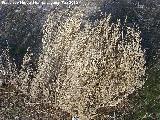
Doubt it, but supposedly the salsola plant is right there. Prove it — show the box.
[0,4,146,120]
[31,6,146,119]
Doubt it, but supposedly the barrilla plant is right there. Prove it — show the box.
[33,6,146,119]
[0,3,146,119]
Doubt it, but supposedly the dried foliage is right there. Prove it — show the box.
[31,6,146,119]
[0,4,146,119]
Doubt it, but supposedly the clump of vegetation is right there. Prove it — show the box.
[0,1,149,119]
[35,6,146,119]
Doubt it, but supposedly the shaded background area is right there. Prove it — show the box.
[0,4,47,70]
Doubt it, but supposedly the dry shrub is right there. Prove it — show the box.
[32,6,146,119]
[1,5,145,120]
[0,5,146,119]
